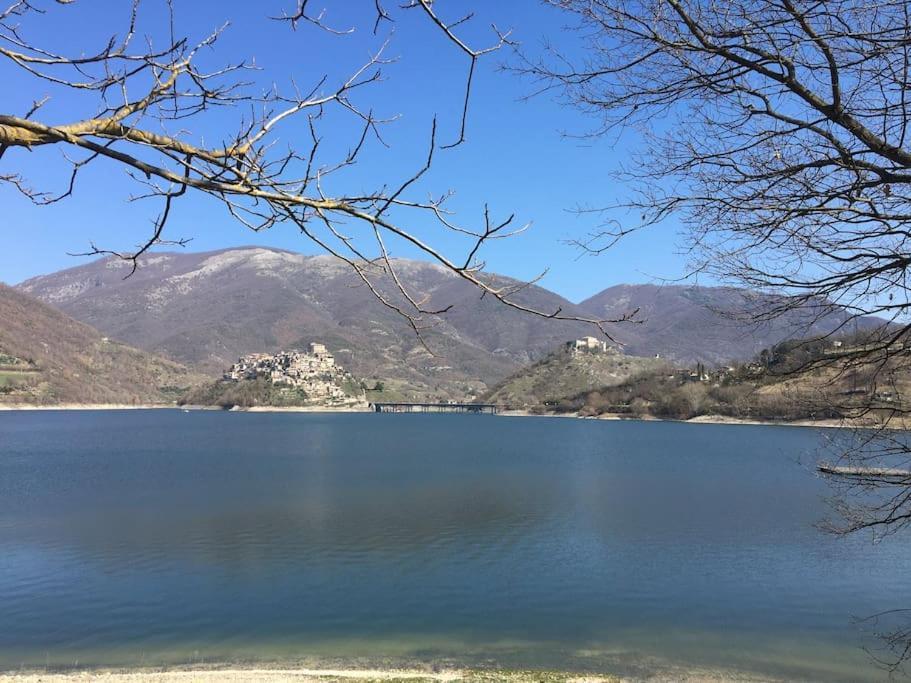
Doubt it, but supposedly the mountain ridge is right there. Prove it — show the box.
[16,246,881,399]
[18,246,590,399]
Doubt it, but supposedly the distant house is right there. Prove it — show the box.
[744,362,765,377]
[686,362,710,382]
[566,336,610,354]
[874,390,900,403]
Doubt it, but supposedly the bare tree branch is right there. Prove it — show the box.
[0,0,633,348]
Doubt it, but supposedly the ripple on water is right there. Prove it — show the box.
[0,411,908,682]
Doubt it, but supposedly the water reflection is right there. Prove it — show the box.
[1,411,909,680]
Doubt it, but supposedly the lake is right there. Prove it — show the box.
[1,410,909,680]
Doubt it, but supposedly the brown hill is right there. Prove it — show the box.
[0,284,201,405]
[483,345,668,409]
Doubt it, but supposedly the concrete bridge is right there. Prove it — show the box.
[372,402,498,415]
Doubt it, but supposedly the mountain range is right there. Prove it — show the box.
[14,246,877,400]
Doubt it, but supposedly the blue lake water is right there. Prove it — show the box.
[1,410,909,680]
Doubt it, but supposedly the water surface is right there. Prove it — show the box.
[1,411,908,680]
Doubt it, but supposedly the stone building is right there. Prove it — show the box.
[565,336,611,354]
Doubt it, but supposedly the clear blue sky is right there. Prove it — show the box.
[0,0,689,303]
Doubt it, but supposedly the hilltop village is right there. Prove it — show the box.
[180,343,367,410]
[224,343,353,402]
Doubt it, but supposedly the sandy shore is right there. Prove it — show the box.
[0,666,782,682]
[0,669,471,683]
[681,414,849,428]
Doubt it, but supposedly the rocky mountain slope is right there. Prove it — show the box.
[0,284,201,405]
[16,247,881,398]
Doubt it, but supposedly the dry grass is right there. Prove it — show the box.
[0,284,204,405]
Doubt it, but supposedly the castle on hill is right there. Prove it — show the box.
[565,336,613,354]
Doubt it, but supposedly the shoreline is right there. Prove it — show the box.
[497,408,861,429]
[1,402,899,429]
[0,663,783,683]
[0,403,177,412]
[0,403,372,414]
[0,669,474,683]
[237,404,371,413]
